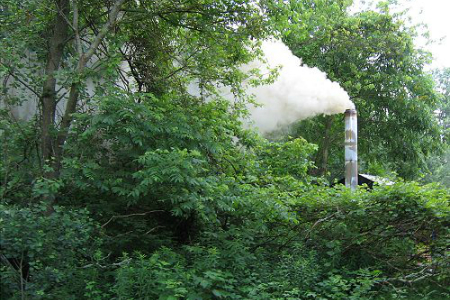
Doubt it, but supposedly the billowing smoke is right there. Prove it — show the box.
[245,40,354,133]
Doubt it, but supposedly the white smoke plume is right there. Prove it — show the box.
[245,40,354,133]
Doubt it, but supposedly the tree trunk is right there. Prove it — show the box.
[41,0,126,177]
[41,0,70,164]
[315,115,334,176]
[54,0,126,173]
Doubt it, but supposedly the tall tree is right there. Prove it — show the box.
[0,0,277,208]
[433,68,450,139]
[279,0,442,179]
[423,68,450,186]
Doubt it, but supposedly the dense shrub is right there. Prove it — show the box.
[1,94,448,299]
[110,182,449,300]
[296,183,449,277]
[0,204,105,300]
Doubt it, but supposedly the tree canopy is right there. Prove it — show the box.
[280,0,442,179]
[1,1,449,299]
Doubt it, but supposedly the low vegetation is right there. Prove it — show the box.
[1,0,449,299]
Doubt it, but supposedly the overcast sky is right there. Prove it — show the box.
[351,0,450,69]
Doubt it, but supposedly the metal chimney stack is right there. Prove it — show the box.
[344,109,358,190]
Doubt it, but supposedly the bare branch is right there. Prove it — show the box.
[145,226,164,235]
[80,257,132,269]
[378,267,435,285]
[72,0,83,57]
[101,210,164,228]
[82,0,127,68]
[304,212,338,241]
[56,0,128,167]
[0,64,41,97]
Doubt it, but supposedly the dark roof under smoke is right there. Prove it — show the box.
[335,174,394,189]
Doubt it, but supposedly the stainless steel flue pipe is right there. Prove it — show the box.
[344,109,358,190]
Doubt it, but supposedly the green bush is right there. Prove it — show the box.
[2,93,448,299]
[0,203,105,300]
[293,182,450,292]
[114,244,318,300]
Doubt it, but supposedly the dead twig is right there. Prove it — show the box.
[101,210,164,228]
[304,212,338,242]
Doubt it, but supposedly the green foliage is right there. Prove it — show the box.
[114,247,259,300]
[0,203,105,299]
[281,0,443,180]
[2,94,449,299]
[1,1,449,299]
[423,68,450,187]
[433,68,450,140]
[58,91,257,251]
[255,137,317,180]
[296,183,449,275]
[0,118,35,204]
[109,181,449,300]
